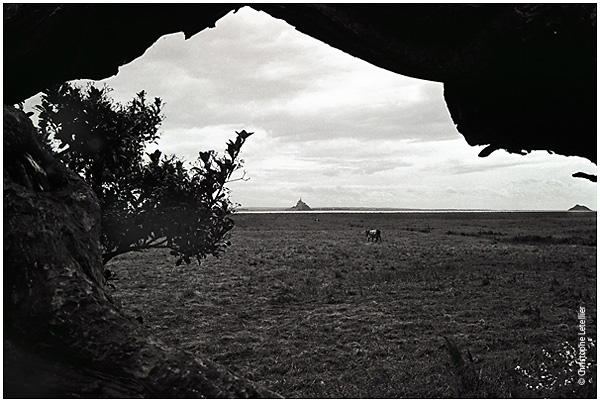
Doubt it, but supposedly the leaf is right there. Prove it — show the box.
[199,151,211,164]
[236,130,253,140]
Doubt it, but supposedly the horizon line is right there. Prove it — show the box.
[236,206,595,212]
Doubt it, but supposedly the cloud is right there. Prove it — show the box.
[24,6,596,210]
[102,7,456,145]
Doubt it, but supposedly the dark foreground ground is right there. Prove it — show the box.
[109,212,597,398]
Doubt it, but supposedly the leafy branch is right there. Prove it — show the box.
[34,82,252,266]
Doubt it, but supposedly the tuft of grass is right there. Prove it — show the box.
[444,337,479,397]
[444,337,514,398]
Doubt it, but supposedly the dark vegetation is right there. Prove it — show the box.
[108,212,597,398]
[446,230,596,247]
[33,82,250,265]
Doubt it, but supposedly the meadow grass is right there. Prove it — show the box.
[108,212,596,398]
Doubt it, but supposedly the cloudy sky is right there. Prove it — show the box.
[30,7,596,210]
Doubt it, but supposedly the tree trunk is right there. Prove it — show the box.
[3,104,279,398]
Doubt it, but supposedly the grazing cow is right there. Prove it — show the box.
[365,229,382,242]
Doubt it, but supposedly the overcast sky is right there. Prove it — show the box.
[32,7,597,210]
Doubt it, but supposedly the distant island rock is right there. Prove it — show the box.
[289,198,312,211]
[568,204,593,212]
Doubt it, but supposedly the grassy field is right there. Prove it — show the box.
[108,212,597,398]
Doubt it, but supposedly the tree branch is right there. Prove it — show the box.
[225,170,250,183]
[102,239,172,265]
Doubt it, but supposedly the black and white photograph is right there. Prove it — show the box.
[4,3,597,398]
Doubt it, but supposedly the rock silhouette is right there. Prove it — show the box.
[289,198,312,211]
[568,204,593,212]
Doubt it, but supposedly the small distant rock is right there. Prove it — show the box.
[568,204,593,212]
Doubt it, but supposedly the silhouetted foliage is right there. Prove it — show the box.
[35,82,251,265]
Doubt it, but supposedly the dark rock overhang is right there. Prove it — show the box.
[4,4,597,165]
